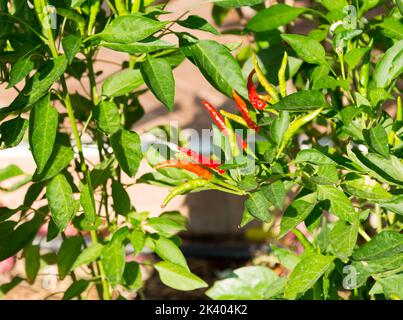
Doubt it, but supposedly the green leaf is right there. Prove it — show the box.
[6,56,34,88]
[0,164,24,182]
[62,35,82,64]
[111,179,132,216]
[270,111,289,145]
[344,47,370,69]
[178,15,219,35]
[281,34,326,65]
[79,183,96,224]
[101,37,174,54]
[63,280,89,300]
[284,254,335,299]
[373,40,403,89]
[352,231,403,261]
[0,214,43,261]
[347,147,403,186]
[317,185,357,223]
[57,236,83,279]
[351,254,403,289]
[101,241,126,286]
[377,195,403,216]
[342,174,392,200]
[246,4,306,32]
[110,129,142,177]
[146,215,187,237]
[262,180,286,209]
[319,0,348,11]
[46,174,77,230]
[272,90,330,111]
[123,261,142,291]
[72,243,104,270]
[245,190,273,223]
[213,0,264,7]
[329,221,358,261]
[0,117,28,149]
[29,94,58,174]
[295,149,336,165]
[155,236,188,270]
[206,266,280,300]
[98,13,168,43]
[130,230,146,255]
[33,136,74,182]
[140,55,175,110]
[363,124,390,159]
[279,192,317,238]
[0,55,67,119]
[24,244,40,283]
[154,261,207,291]
[377,274,403,299]
[180,38,247,98]
[378,17,403,40]
[93,100,121,135]
[271,245,301,270]
[102,69,143,97]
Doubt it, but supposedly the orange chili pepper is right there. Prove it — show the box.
[247,70,267,110]
[177,146,225,174]
[232,89,260,132]
[155,160,214,180]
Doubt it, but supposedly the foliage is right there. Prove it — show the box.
[143,0,403,300]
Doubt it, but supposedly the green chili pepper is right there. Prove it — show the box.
[115,0,129,15]
[253,53,280,104]
[278,51,288,98]
[88,0,101,35]
[224,116,241,157]
[276,108,323,159]
[220,110,248,128]
[131,0,142,13]
[162,179,213,208]
[397,95,402,122]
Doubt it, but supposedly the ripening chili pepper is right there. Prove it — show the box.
[247,71,267,110]
[202,100,227,133]
[232,89,260,131]
[202,100,249,150]
[177,146,225,174]
[162,179,212,208]
[278,51,288,98]
[155,160,214,180]
[253,53,280,104]
[359,51,370,98]
[276,108,323,159]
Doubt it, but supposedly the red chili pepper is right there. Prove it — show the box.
[232,89,260,132]
[247,70,267,110]
[202,100,227,133]
[155,160,214,180]
[177,146,225,174]
[202,100,248,151]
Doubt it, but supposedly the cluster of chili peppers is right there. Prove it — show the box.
[154,51,324,208]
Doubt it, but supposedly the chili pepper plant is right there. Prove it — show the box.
[143,0,403,300]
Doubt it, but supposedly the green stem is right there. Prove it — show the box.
[358,226,371,242]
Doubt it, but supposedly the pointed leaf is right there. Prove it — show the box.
[29,94,58,174]
[140,56,175,110]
